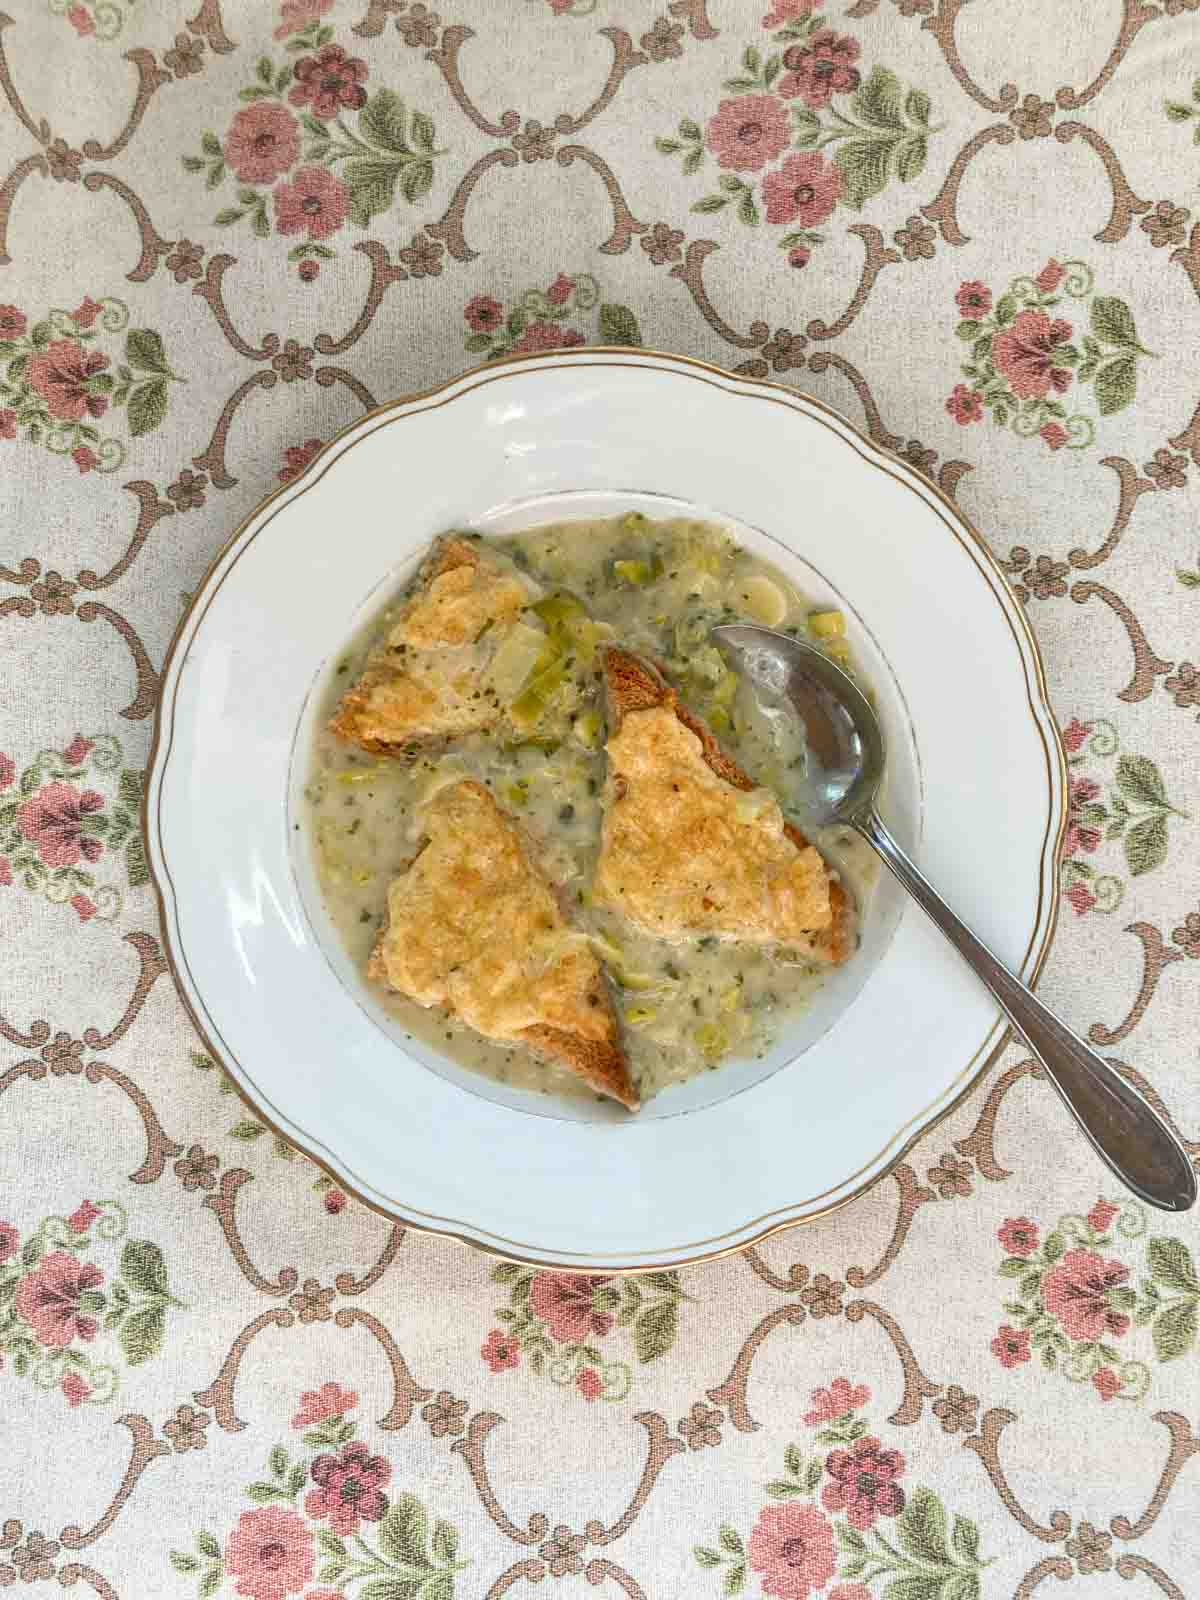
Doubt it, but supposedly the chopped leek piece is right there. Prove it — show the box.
[532,591,589,632]
[573,710,602,749]
[613,558,653,585]
[808,609,846,639]
[509,637,567,725]
[486,621,548,701]
[695,1021,729,1061]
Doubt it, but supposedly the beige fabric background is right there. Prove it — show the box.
[1,2,1198,1596]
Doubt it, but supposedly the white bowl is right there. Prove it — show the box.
[146,349,1066,1268]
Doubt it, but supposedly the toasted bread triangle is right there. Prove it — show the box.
[330,537,527,757]
[599,647,853,962]
[368,779,639,1110]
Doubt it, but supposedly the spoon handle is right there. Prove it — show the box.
[858,808,1196,1212]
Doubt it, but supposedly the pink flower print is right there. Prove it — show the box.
[274,0,333,40]
[549,0,573,12]
[305,1442,390,1536]
[779,31,861,109]
[762,151,841,226]
[955,281,992,320]
[273,166,349,241]
[1088,1200,1119,1234]
[67,6,94,35]
[0,753,13,788]
[291,1382,358,1428]
[1093,1367,1121,1402]
[821,1437,905,1529]
[278,438,324,483]
[546,274,574,306]
[529,1273,614,1343]
[225,103,301,185]
[1043,1248,1131,1342]
[748,1504,837,1599]
[992,1324,1031,1367]
[1061,717,1092,753]
[72,445,99,473]
[513,321,585,353]
[788,246,811,269]
[1036,259,1066,293]
[288,44,368,120]
[830,1589,873,1600]
[1041,422,1068,451]
[706,94,791,172]
[323,1189,346,1214]
[998,1217,1039,1257]
[17,782,104,867]
[0,305,27,338]
[482,1328,520,1372]
[72,297,101,329]
[15,1251,104,1347]
[1064,776,1102,857]
[1066,881,1096,916]
[0,859,12,888]
[465,295,503,332]
[62,1371,91,1406]
[763,0,820,25]
[993,308,1074,400]
[0,1222,18,1263]
[67,1200,100,1234]
[946,384,983,424]
[225,1506,314,1600]
[62,735,93,768]
[803,1377,869,1424]
[576,1366,602,1400]
[70,894,97,921]
[27,340,110,422]
[0,408,15,440]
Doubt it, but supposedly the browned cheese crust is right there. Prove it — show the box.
[367,778,639,1109]
[329,537,532,757]
[597,647,853,962]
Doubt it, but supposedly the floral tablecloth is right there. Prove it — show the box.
[2,1,1199,1596]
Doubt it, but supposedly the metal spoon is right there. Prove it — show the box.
[714,622,1196,1213]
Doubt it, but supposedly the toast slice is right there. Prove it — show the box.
[330,537,537,756]
[595,647,852,962]
[368,778,639,1110]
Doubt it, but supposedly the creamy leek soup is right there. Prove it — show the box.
[304,514,874,1102]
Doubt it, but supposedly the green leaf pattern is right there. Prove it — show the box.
[1060,722,1187,916]
[0,298,179,468]
[0,733,148,925]
[946,261,1156,450]
[0,1202,181,1405]
[183,59,443,252]
[173,1392,468,1597]
[461,271,641,363]
[993,1196,1198,1399]
[696,1389,990,1597]
[485,1254,685,1402]
[655,26,938,257]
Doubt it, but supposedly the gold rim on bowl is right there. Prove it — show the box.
[142,346,1068,1272]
